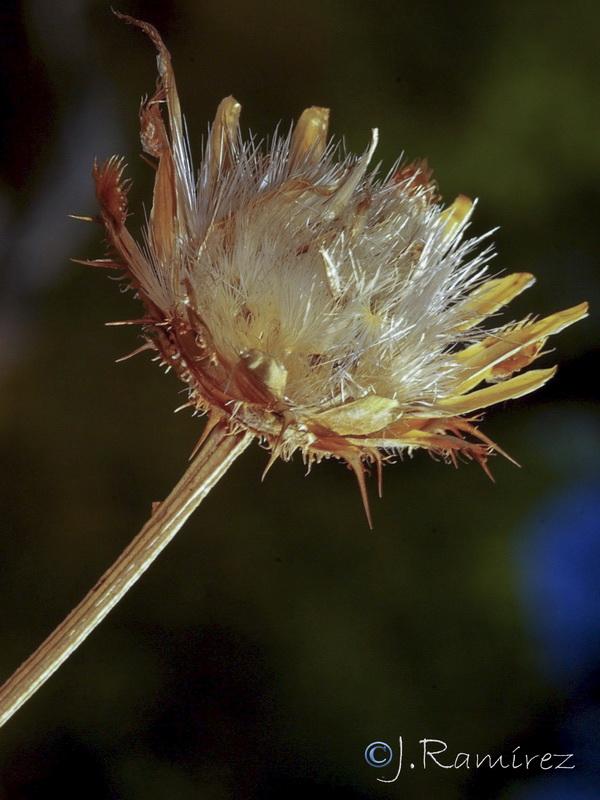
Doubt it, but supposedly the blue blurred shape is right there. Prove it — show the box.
[509,773,598,800]
[516,477,600,685]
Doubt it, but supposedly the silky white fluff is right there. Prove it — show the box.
[140,122,494,416]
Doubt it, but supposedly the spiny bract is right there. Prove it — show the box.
[87,15,587,524]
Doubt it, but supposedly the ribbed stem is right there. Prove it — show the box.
[0,422,253,728]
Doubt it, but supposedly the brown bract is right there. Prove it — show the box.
[87,15,588,524]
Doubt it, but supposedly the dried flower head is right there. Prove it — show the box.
[89,16,586,523]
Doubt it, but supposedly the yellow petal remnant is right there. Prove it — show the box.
[458,272,535,330]
[310,396,402,437]
[437,367,558,416]
[89,15,588,523]
[289,106,330,170]
[440,194,473,237]
[453,302,588,392]
[209,96,242,176]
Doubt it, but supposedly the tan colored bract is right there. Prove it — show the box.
[91,15,587,523]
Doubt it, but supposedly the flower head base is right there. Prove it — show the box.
[90,16,587,524]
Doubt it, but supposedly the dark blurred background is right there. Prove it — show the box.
[0,1,598,797]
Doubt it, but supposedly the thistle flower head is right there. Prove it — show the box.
[90,16,587,523]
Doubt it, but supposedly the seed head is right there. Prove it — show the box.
[89,16,587,523]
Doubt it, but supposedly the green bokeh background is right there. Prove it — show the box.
[0,1,598,797]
